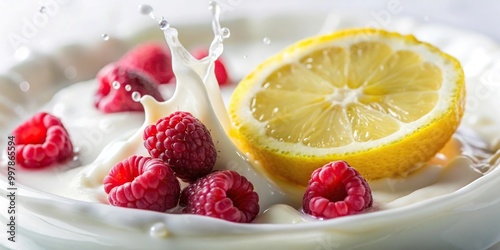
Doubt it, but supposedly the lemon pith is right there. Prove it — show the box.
[229,28,465,187]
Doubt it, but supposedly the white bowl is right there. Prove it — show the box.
[1,8,500,250]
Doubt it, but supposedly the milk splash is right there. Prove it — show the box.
[81,1,290,210]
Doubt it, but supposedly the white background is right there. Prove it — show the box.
[0,0,499,72]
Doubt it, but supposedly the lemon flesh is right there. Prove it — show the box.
[229,29,465,187]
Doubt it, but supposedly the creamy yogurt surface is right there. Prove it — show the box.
[1,8,500,250]
[8,78,486,214]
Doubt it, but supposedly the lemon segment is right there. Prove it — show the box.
[229,29,465,187]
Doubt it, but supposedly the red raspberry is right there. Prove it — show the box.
[103,155,180,212]
[143,111,217,183]
[180,170,259,223]
[11,112,73,169]
[119,43,174,84]
[191,48,230,85]
[95,64,164,113]
[302,161,373,219]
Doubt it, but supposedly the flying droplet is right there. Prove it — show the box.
[112,81,121,89]
[138,4,154,18]
[243,54,248,59]
[102,34,110,41]
[19,81,30,92]
[221,27,230,39]
[132,91,141,102]
[208,1,218,12]
[159,18,170,30]
[39,6,47,13]
[263,37,271,45]
[125,84,132,92]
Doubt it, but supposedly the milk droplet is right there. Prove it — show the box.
[159,18,170,30]
[263,37,271,45]
[39,6,47,13]
[221,27,230,39]
[243,54,248,59]
[138,4,155,18]
[102,34,110,41]
[125,84,132,92]
[131,91,141,102]
[150,223,170,238]
[208,1,218,12]
[112,81,121,89]
[19,81,30,92]
[64,66,77,79]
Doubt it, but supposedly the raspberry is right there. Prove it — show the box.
[143,111,217,183]
[103,155,180,212]
[12,112,73,169]
[119,43,174,84]
[302,161,373,219]
[180,170,259,223]
[191,48,230,85]
[95,64,164,113]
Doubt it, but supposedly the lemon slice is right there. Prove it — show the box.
[229,28,465,187]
